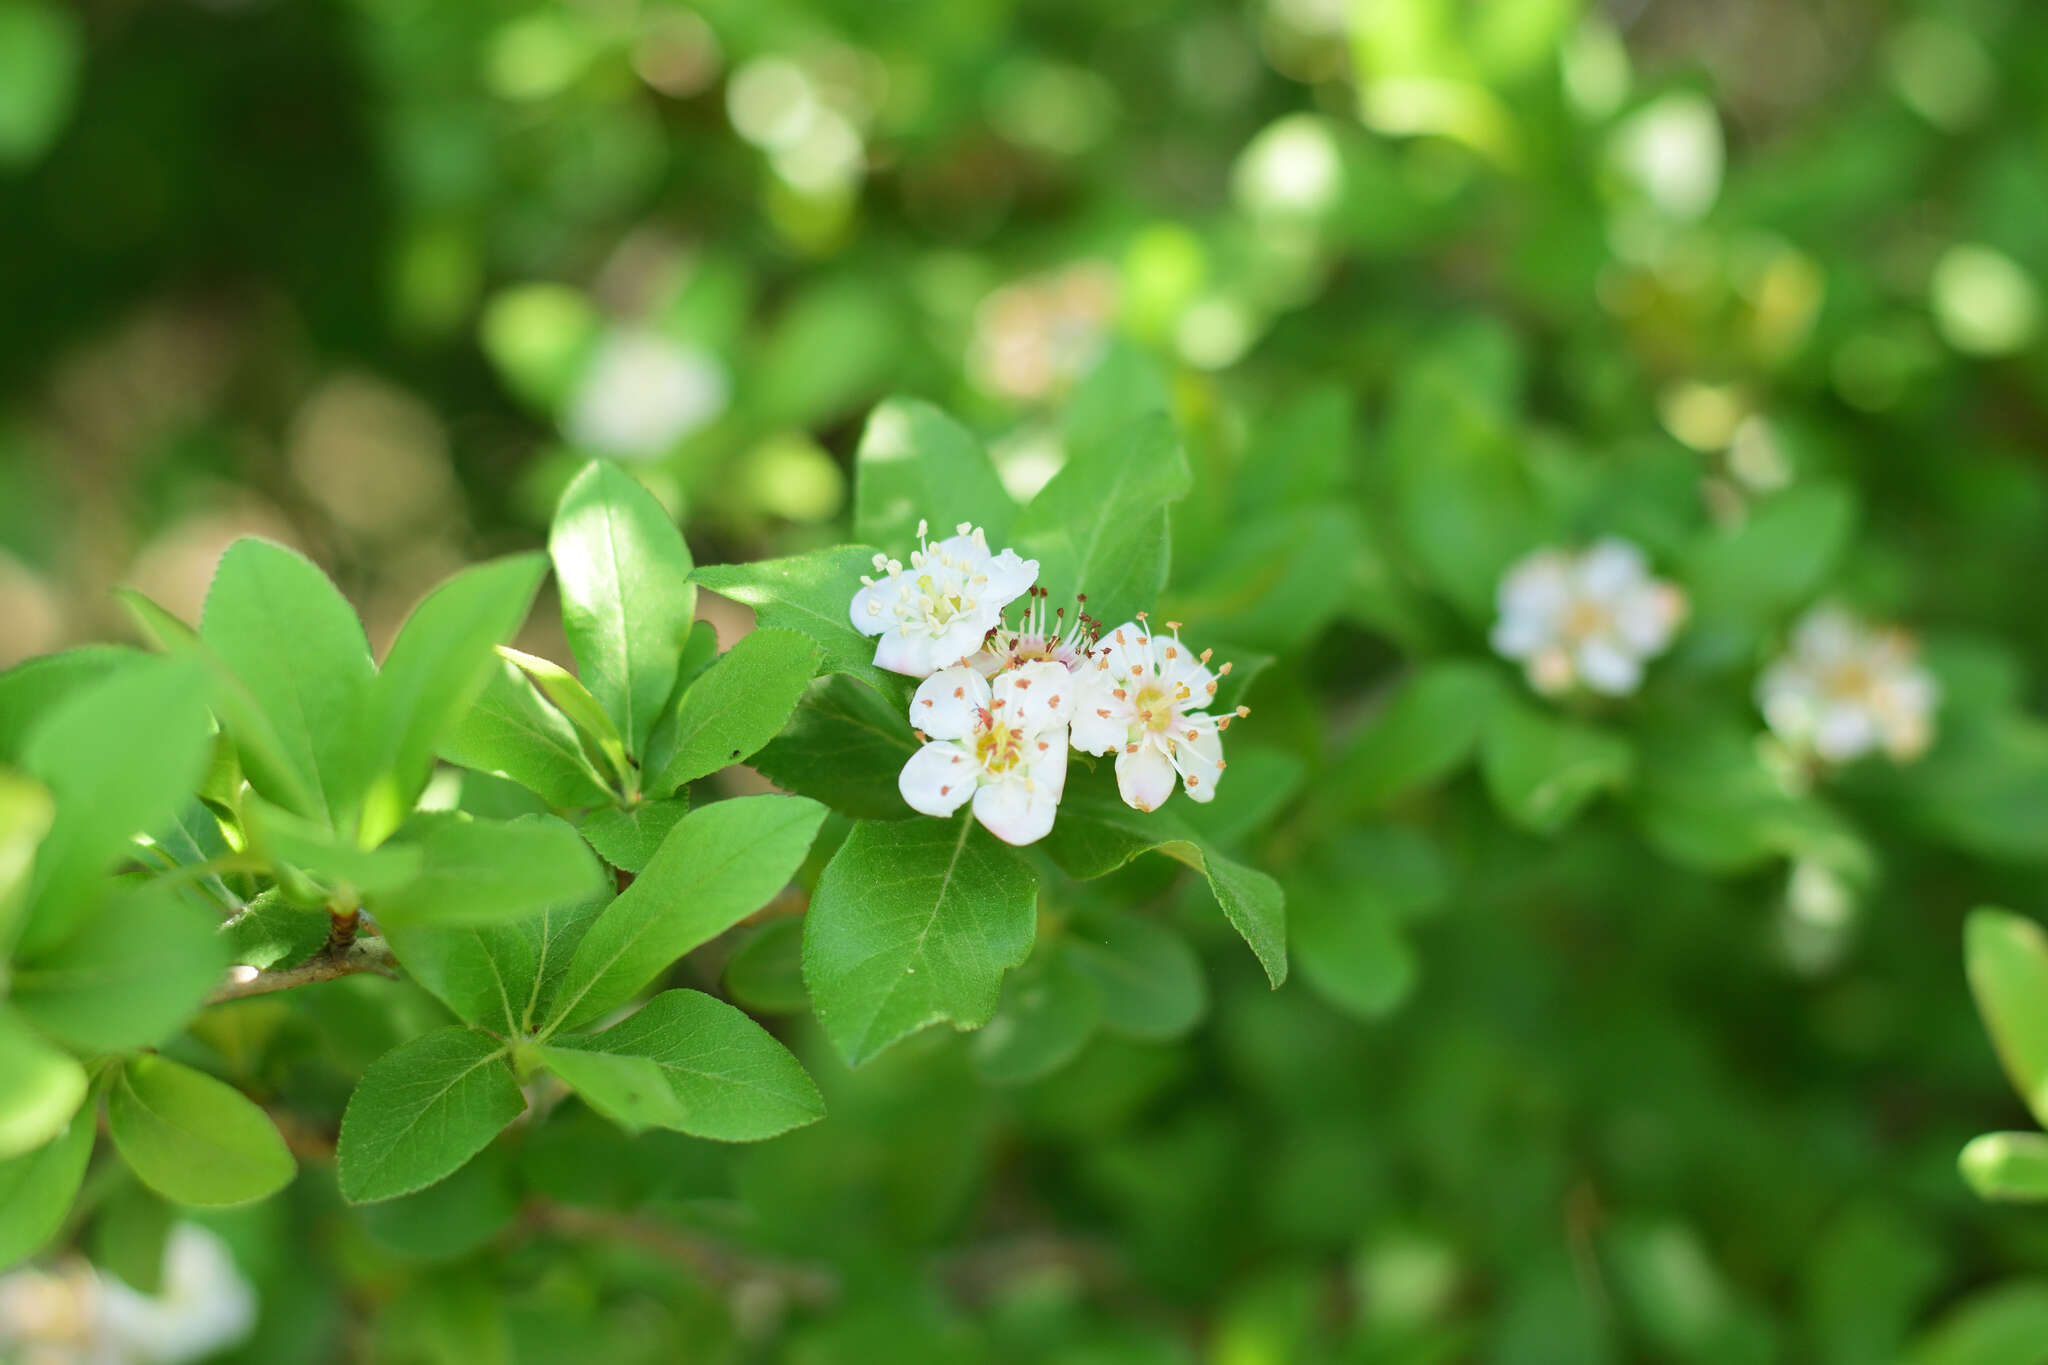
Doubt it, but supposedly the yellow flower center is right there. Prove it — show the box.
[1134,684,1175,734]
[974,723,1026,773]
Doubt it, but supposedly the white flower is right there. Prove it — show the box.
[965,587,1098,677]
[1757,606,1938,763]
[899,663,1073,845]
[0,1224,256,1365]
[566,329,730,460]
[850,520,1038,678]
[1489,538,1688,697]
[1070,616,1244,812]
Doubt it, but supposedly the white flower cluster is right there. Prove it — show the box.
[0,1224,256,1364]
[850,521,1245,845]
[1491,539,1939,766]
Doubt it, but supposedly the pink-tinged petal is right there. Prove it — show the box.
[972,777,1059,846]
[899,741,977,817]
[1575,638,1643,695]
[994,660,1076,732]
[911,666,991,741]
[1575,538,1649,598]
[849,578,896,636]
[1115,741,1177,813]
[872,628,941,677]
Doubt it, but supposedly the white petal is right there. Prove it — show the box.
[899,741,977,816]
[1792,606,1858,663]
[873,628,953,678]
[1024,726,1069,798]
[1115,741,1178,813]
[935,614,999,672]
[1575,537,1649,598]
[1490,611,1552,660]
[978,547,1040,607]
[849,577,899,637]
[994,660,1075,732]
[1814,703,1878,762]
[1611,583,1686,653]
[972,776,1060,845]
[1575,639,1643,695]
[1156,637,1216,708]
[1498,551,1573,621]
[910,667,991,741]
[1069,694,1132,754]
[1091,620,1158,689]
[1168,716,1224,803]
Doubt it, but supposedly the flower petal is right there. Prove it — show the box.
[978,547,1040,607]
[1575,537,1649,598]
[1091,620,1158,689]
[849,577,898,637]
[1575,638,1643,696]
[1611,583,1686,653]
[1168,716,1224,803]
[972,777,1060,846]
[1069,695,1131,754]
[1498,551,1573,622]
[994,660,1075,732]
[1814,703,1878,763]
[873,628,950,678]
[1115,741,1178,813]
[899,740,977,817]
[911,666,991,741]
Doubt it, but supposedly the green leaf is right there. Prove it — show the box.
[355,1146,518,1260]
[353,554,548,846]
[1480,698,1633,835]
[243,794,425,901]
[1235,385,1351,517]
[199,538,376,825]
[12,883,225,1054]
[1063,341,1171,457]
[549,461,698,756]
[550,794,827,1031]
[107,1055,295,1207]
[439,659,615,809]
[222,890,331,971]
[17,654,213,954]
[1966,908,2048,1128]
[577,797,689,874]
[693,547,906,701]
[1338,661,1505,813]
[1013,412,1192,628]
[1386,358,1541,621]
[555,989,823,1140]
[496,646,630,785]
[1045,781,1288,987]
[972,948,1102,1086]
[372,813,606,928]
[1684,482,1856,625]
[1290,877,1417,1021]
[1960,1133,2048,1204]
[749,675,920,820]
[0,0,82,170]
[384,895,605,1035]
[0,1008,85,1159]
[1066,911,1208,1041]
[1159,506,1377,654]
[337,1028,524,1204]
[115,586,199,653]
[527,1043,689,1134]
[1905,1281,2048,1365]
[0,645,134,764]
[723,919,809,1014]
[804,815,1040,1066]
[0,1109,94,1269]
[853,396,1016,549]
[651,628,821,795]
[0,771,53,951]
[87,1177,172,1293]
[1174,744,1306,850]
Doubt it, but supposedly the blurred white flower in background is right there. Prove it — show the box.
[0,1224,256,1365]
[565,329,729,460]
[1757,606,1938,763]
[1491,539,1688,697]
[968,262,1119,402]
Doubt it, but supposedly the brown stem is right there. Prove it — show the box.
[524,1202,838,1309]
[207,936,398,1004]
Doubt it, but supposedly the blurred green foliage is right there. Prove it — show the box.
[6,0,2048,1361]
